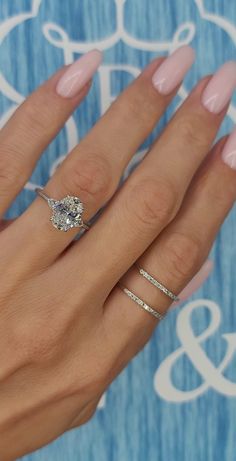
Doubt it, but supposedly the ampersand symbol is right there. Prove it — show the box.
[154,299,236,402]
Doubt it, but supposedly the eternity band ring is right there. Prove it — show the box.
[135,263,179,302]
[118,264,180,320]
[118,282,165,321]
[35,187,90,232]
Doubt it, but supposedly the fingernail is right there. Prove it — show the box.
[201,61,236,114]
[152,45,195,95]
[170,260,213,309]
[222,127,236,169]
[56,49,102,98]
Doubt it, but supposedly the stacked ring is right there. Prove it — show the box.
[135,264,179,302]
[119,264,179,320]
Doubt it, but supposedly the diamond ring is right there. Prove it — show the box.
[118,282,165,321]
[135,264,179,302]
[35,187,90,232]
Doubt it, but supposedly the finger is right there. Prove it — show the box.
[103,135,236,357]
[8,46,195,270]
[0,50,102,217]
[0,218,15,231]
[173,259,213,306]
[67,62,235,293]
[67,395,102,429]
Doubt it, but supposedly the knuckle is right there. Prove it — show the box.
[13,320,62,364]
[21,93,55,134]
[127,177,177,232]
[164,231,202,281]
[21,97,42,124]
[31,332,61,363]
[116,89,155,125]
[175,114,209,150]
[61,153,113,202]
[66,363,108,399]
[85,369,108,394]
[0,152,24,193]
[196,169,232,209]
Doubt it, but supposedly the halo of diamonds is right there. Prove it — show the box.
[48,195,85,232]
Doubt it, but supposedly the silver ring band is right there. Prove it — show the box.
[135,264,179,302]
[35,187,90,232]
[118,283,165,321]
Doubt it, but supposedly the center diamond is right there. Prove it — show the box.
[48,196,84,232]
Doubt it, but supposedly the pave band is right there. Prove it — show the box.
[135,264,179,302]
[35,187,90,232]
[118,283,165,321]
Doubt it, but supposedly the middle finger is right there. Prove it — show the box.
[62,61,236,293]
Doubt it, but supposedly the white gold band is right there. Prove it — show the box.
[118,283,165,321]
[135,264,179,302]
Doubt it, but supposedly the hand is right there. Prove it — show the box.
[0,47,235,460]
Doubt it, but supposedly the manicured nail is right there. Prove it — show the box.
[201,61,236,114]
[170,260,213,309]
[152,45,195,95]
[222,127,236,169]
[56,49,102,98]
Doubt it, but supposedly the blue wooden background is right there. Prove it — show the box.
[0,1,236,460]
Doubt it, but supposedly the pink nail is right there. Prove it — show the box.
[222,127,236,170]
[152,45,195,95]
[170,260,213,309]
[201,61,236,114]
[56,49,102,98]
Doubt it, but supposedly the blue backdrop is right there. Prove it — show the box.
[0,1,236,460]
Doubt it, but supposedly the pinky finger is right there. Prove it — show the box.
[0,218,15,231]
[103,133,236,361]
[172,258,214,307]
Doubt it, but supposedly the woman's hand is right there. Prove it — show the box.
[0,47,236,460]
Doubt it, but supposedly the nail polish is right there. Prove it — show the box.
[152,45,195,95]
[56,49,102,98]
[222,127,236,170]
[201,61,236,114]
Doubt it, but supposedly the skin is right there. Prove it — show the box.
[0,57,235,460]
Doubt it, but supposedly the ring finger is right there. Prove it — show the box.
[103,134,236,359]
[4,46,194,271]
[58,61,236,296]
